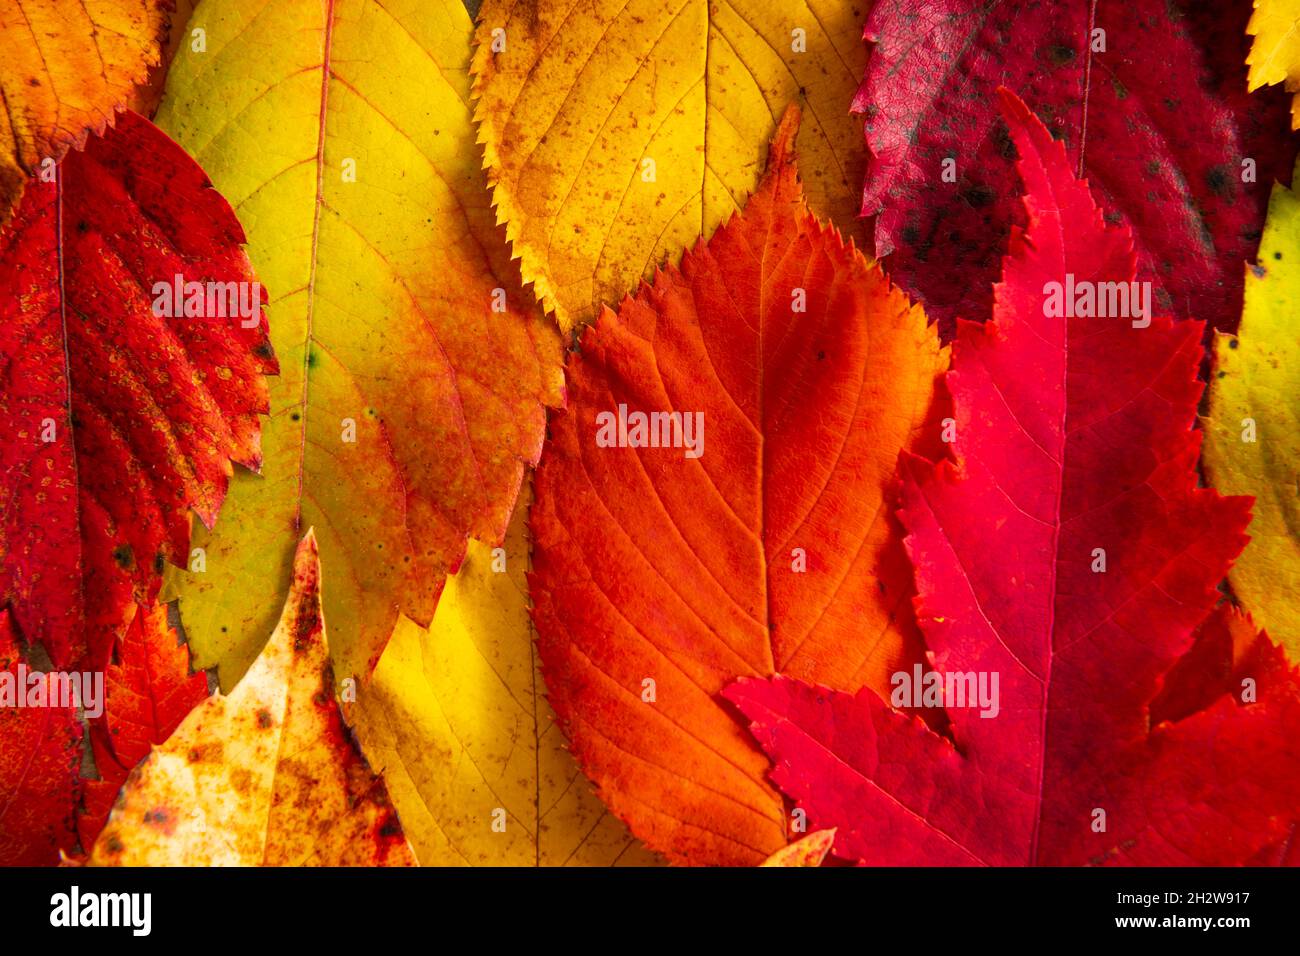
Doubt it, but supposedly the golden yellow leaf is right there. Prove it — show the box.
[154,0,564,688]
[0,0,170,225]
[471,0,868,332]
[89,531,415,866]
[1204,158,1300,658]
[1247,0,1300,130]
[352,485,659,866]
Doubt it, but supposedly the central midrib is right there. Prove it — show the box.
[294,0,338,529]
[1027,156,1083,873]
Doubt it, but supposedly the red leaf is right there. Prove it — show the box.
[77,602,208,849]
[1150,603,1281,725]
[725,91,1300,866]
[0,110,276,670]
[0,610,81,865]
[853,0,1295,337]
[530,107,947,866]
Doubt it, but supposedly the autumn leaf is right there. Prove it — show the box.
[77,603,208,849]
[1248,0,1300,129]
[0,109,276,671]
[89,531,414,866]
[352,484,658,866]
[154,0,564,689]
[853,0,1295,337]
[759,828,836,867]
[1153,603,1300,866]
[0,610,81,865]
[127,0,200,119]
[725,91,1300,866]
[1151,604,1283,726]
[472,0,868,332]
[1203,158,1300,659]
[529,105,947,866]
[0,0,171,227]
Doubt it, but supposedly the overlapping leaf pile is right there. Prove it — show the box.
[2,0,1299,870]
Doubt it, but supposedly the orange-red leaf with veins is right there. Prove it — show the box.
[530,106,947,866]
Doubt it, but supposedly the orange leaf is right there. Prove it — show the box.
[530,106,947,866]
[0,0,171,225]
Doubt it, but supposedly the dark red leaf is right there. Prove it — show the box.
[854,0,1295,337]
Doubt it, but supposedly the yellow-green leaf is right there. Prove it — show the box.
[471,0,867,332]
[90,531,415,867]
[352,486,659,866]
[1247,0,1300,130]
[1204,159,1300,657]
[155,0,564,688]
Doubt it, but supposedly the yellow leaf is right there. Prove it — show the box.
[154,0,565,688]
[1247,0,1300,130]
[0,0,170,225]
[89,531,415,866]
[1204,158,1300,658]
[352,484,659,866]
[471,0,868,332]
[759,829,836,867]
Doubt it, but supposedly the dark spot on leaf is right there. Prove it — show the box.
[256,708,274,729]
[992,123,1016,161]
[1205,165,1231,198]
[1228,338,1238,349]
[960,184,995,209]
[113,544,134,569]
[1046,43,1075,66]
